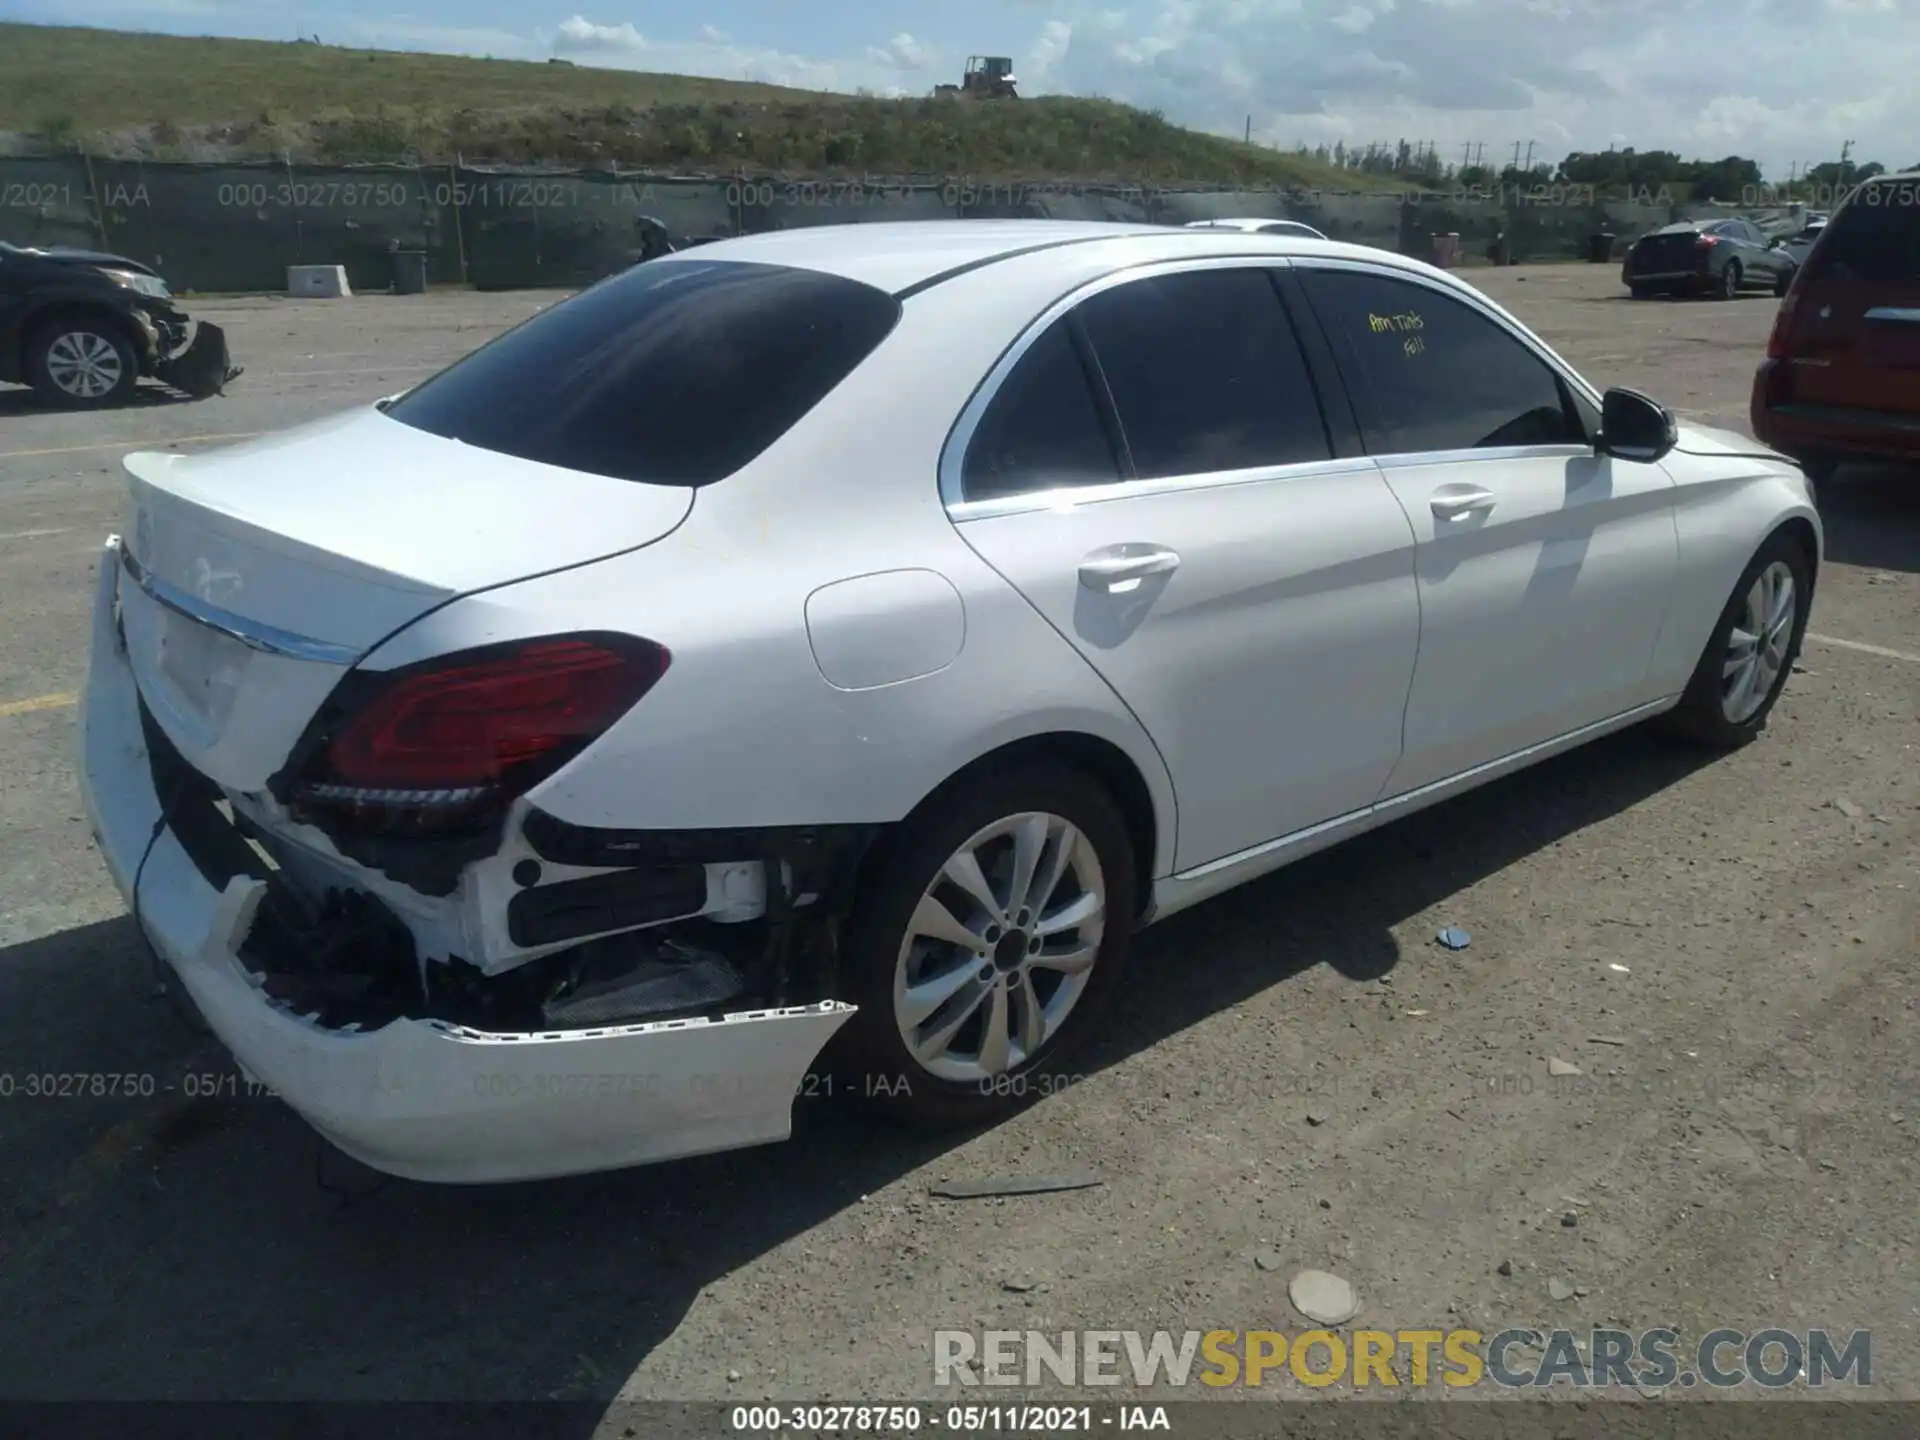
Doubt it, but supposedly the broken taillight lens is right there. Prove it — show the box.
[292,635,670,833]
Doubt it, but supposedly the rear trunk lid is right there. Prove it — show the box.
[1779,181,1920,416]
[116,405,694,793]
[1629,227,1707,273]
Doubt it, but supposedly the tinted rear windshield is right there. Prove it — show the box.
[386,259,902,485]
[1806,183,1920,283]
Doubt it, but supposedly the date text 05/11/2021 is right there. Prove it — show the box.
[727,1404,1171,1433]
[460,1070,1089,1102]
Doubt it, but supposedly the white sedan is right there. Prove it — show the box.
[81,220,1820,1183]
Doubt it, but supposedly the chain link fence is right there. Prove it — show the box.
[1,154,1718,292]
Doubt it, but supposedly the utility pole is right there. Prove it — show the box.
[1245,114,1252,143]
[1523,140,1535,172]
[1838,139,1853,184]
[1512,140,1522,174]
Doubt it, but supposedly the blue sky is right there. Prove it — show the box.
[4,0,1913,179]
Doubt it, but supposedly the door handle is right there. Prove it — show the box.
[1078,545,1181,590]
[1430,486,1497,520]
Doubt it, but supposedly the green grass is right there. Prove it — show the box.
[0,21,1406,189]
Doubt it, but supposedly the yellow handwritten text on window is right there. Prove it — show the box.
[1367,311,1425,334]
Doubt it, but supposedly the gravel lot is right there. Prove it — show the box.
[0,264,1914,1414]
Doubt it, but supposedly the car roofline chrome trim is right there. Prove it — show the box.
[891,232,1158,301]
[114,536,361,666]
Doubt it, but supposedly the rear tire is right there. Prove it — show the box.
[1656,529,1812,749]
[1629,284,1658,300]
[1716,262,1743,300]
[1773,267,1794,297]
[25,315,139,409]
[827,762,1137,1130]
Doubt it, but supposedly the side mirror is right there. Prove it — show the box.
[1597,387,1678,463]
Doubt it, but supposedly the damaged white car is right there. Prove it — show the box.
[82,220,1821,1183]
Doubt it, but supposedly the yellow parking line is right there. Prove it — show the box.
[0,691,77,718]
[0,430,264,461]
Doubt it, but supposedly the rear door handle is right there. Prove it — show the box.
[1078,545,1181,590]
[1430,486,1497,520]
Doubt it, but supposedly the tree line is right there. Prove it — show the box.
[1287,141,1912,198]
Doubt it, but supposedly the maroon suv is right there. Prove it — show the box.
[1752,172,1920,484]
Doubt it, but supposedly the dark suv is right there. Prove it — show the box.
[0,241,237,408]
[1752,173,1920,484]
[1622,217,1796,300]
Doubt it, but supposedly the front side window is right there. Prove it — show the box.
[386,259,902,486]
[1299,268,1588,456]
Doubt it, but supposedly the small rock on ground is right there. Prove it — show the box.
[1289,1269,1360,1325]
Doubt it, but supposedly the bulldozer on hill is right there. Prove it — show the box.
[934,56,1019,99]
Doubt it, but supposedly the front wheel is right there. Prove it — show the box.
[828,763,1137,1129]
[1657,530,1812,748]
[25,318,138,408]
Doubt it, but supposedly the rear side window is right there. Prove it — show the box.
[1300,268,1588,455]
[386,260,901,486]
[962,321,1122,501]
[1074,267,1332,478]
[1807,184,1920,283]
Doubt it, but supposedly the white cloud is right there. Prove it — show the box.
[554,15,645,51]
[1026,18,1075,86]
[865,33,935,70]
[1013,0,1918,176]
[547,13,941,93]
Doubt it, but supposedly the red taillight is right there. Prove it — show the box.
[1767,293,1799,360]
[295,635,669,830]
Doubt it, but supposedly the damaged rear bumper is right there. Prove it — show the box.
[79,539,854,1183]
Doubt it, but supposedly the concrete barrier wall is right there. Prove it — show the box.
[0,156,1721,292]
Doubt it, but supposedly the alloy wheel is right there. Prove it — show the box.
[1722,560,1796,724]
[892,811,1106,1083]
[45,331,125,399]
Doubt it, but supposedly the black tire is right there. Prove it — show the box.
[826,762,1138,1130]
[1773,266,1795,297]
[1716,261,1742,300]
[24,315,139,409]
[1656,528,1813,749]
[1629,283,1657,300]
